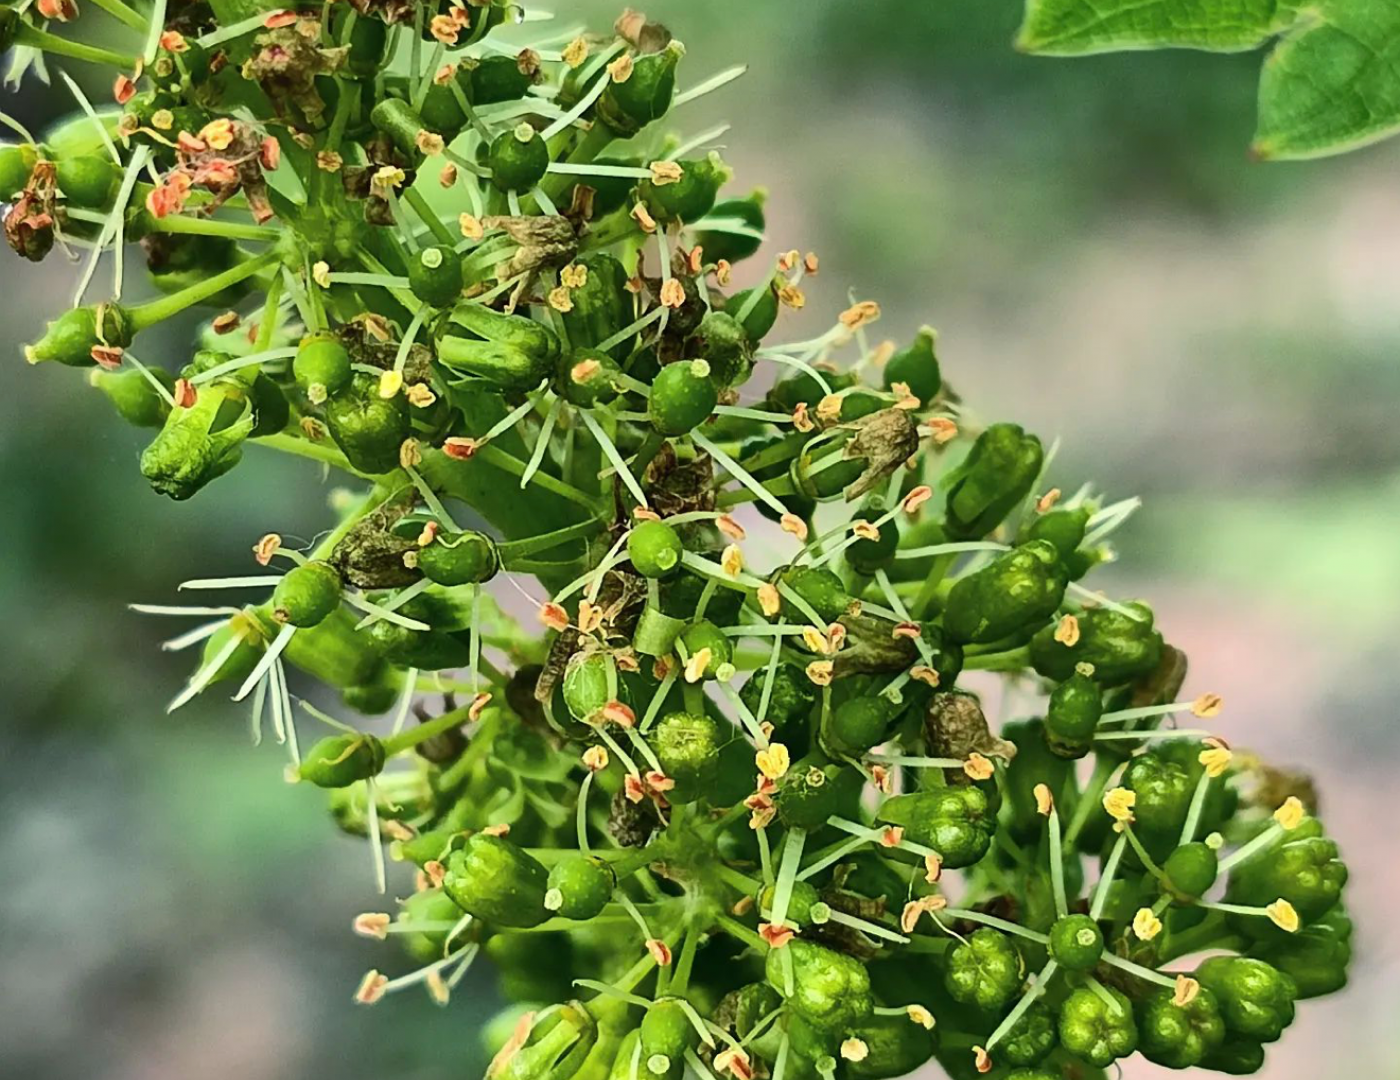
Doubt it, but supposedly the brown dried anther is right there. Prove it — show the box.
[241,19,348,124]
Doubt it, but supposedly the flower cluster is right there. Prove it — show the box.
[5,2,1350,1079]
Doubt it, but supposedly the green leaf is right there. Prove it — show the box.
[1016,0,1400,159]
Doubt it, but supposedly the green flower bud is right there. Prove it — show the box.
[561,253,630,355]
[1021,504,1091,572]
[1028,602,1163,685]
[775,565,853,623]
[944,928,1023,1010]
[89,365,174,427]
[651,711,721,803]
[1195,956,1297,1043]
[140,379,254,500]
[1199,1038,1267,1075]
[408,243,465,307]
[877,785,995,868]
[558,348,622,407]
[679,618,731,679]
[437,303,562,391]
[823,695,893,755]
[443,833,550,928]
[0,141,39,198]
[640,151,730,224]
[467,53,538,105]
[1253,907,1351,999]
[640,998,698,1078]
[416,529,500,586]
[942,539,1067,645]
[562,651,623,723]
[1225,822,1348,930]
[1163,841,1220,899]
[882,327,940,406]
[1123,748,1194,840]
[764,939,873,1032]
[596,43,684,137]
[545,854,616,920]
[1044,669,1102,758]
[273,561,343,627]
[943,423,1043,540]
[294,334,352,401]
[489,122,550,192]
[298,733,386,787]
[698,188,766,264]
[841,1013,937,1080]
[1137,985,1227,1069]
[26,302,133,367]
[324,373,411,475]
[628,520,684,578]
[689,309,753,388]
[774,764,842,830]
[370,97,435,159]
[1047,913,1104,971]
[1058,984,1137,1067]
[738,663,816,734]
[999,999,1057,1066]
[649,359,718,435]
[55,153,119,208]
[724,278,779,343]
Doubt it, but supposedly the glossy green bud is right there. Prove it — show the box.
[738,663,816,733]
[628,520,684,578]
[725,279,779,343]
[689,309,753,388]
[651,711,721,803]
[1123,749,1194,840]
[824,695,893,755]
[841,1013,937,1079]
[1022,505,1090,566]
[444,300,563,360]
[416,529,500,586]
[649,359,718,435]
[882,327,940,406]
[1028,602,1163,685]
[943,423,1043,540]
[1195,956,1297,1043]
[89,365,174,427]
[1048,913,1104,971]
[764,939,873,1032]
[1137,985,1227,1069]
[776,565,853,623]
[1226,824,1348,929]
[26,302,133,366]
[197,613,266,687]
[596,43,684,137]
[679,619,731,679]
[324,373,411,474]
[640,998,698,1077]
[847,499,900,575]
[442,833,550,928]
[467,53,537,104]
[999,1000,1057,1066]
[561,253,630,354]
[294,334,352,401]
[545,855,616,920]
[1199,1039,1267,1075]
[877,785,995,868]
[1253,907,1351,999]
[370,97,435,159]
[298,733,386,788]
[1044,670,1102,758]
[408,244,465,307]
[1163,842,1219,899]
[558,348,622,407]
[55,153,118,208]
[0,141,38,198]
[489,123,550,192]
[640,152,730,224]
[698,188,766,264]
[943,539,1067,645]
[774,764,842,830]
[1058,984,1137,1067]
[273,560,343,627]
[562,651,630,724]
[140,380,253,499]
[944,928,1023,1010]
[755,879,820,927]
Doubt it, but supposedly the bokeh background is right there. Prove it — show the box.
[2,1,1396,1077]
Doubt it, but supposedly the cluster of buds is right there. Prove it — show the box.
[6,3,1349,1080]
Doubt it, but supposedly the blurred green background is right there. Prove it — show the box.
[2,1,1396,1077]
